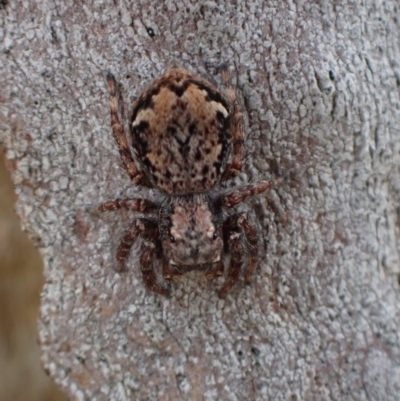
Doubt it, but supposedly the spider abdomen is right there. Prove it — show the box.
[130,68,232,195]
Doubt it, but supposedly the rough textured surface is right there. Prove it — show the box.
[129,67,232,195]
[1,1,400,400]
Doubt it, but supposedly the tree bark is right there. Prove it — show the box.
[1,1,400,400]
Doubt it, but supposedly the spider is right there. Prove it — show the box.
[94,66,282,298]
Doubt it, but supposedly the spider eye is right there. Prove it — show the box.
[170,235,175,243]
[213,231,219,240]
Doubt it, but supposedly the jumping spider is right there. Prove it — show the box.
[94,66,282,298]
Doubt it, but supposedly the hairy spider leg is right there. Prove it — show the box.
[219,177,283,208]
[140,239,170,296]
[220,67,245,181]
[204,259,225,280]
[107,73,145,184]
[219,225,245,298]
[215,177,283,297]
[238,214,259,284]
[116,219,169,295]
[91,197,158,213]
[115,220,146,272]
[162,259,184,281]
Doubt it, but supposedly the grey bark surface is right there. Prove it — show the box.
[1,1,400,400]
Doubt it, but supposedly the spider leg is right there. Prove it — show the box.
[220,66,245,181]
[116,219,169,295]
[237,214,259,284]
[218,177,283,208]
[162,259,184,281]
[219,227,245,298]
[140,240,170,296]
[107,73,148,185]
[218,213,259,297]
[115,219,147,271]
[91,198,158,213]
[204,260,224,280]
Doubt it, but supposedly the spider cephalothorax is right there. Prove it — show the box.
[94,67,282,298]
[159,195,223,267]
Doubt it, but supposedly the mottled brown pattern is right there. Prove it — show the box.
[96,67,283,297]
[166,196,222,266]
[131,68,231,195]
